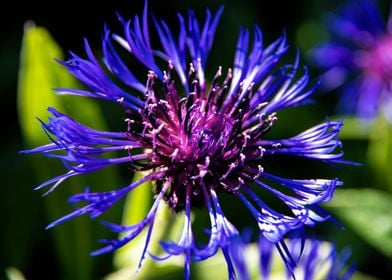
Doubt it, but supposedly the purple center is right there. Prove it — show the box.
[124,67,272,211]
[358,34,392,82]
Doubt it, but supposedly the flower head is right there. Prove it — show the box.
[310,0,392,121]
[23,2,346,279]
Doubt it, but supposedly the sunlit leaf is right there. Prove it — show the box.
[336,117,372,140]
[113,171,154,270]
[109,171,184,279]
[5,267,26,280]
[366,116,392,191]
[17,21,67,145]
[325,188,392,259]
[17,22,119,279]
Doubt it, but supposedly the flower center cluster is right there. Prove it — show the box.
[126,67,273,211]
[358,35,392,83]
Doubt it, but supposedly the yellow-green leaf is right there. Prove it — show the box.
[5,267,26,280]
[17,22,120,280]
[367,116,392,190]
[111,171,184,278]
[336,116,372,140]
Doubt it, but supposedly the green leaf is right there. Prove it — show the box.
[336,116,372,140]
[5,267,26,280]
[109,171,185,279]
[325,188,392,259]
[113,171,154,270]
[366,116,392,191]
[17,21,67,146]
[17,22,120,279]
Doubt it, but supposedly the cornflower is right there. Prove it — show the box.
[215,235,355,280]
[23,2,346,279]
[310,0,392,121]
[257,237,355,280]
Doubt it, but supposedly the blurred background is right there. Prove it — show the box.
[2,0,392,279]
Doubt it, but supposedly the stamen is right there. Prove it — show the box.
[220,162,237,180]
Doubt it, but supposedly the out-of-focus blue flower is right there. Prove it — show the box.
[310,0,392,121]
[257,237,355,280]
[22,2,346,279]
[225,236,355,280]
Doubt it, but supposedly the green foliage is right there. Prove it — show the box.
[367,116,392,191]
[338,117,375,140]
[326,188,392,259]
[107,172,186,279]
[5,267,26,280]
[17,23,120,280]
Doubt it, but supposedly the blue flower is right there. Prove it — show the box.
[217,236,355,280]
[22,2,346,279]
[258,237,355,280]
[310,0,392,121]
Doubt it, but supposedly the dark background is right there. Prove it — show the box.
[1,0,391,279]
